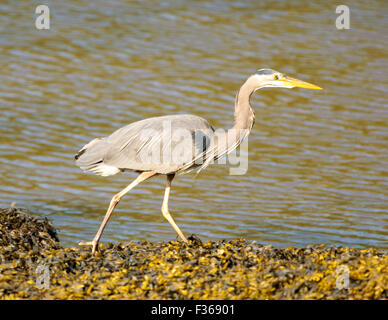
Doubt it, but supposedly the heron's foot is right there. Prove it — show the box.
[180,234,188,244]
[78,240,99,254]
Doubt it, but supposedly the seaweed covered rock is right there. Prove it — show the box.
[0,208,387,299]
[0,207,60,251]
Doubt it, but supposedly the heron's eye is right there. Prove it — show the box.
[274,75,279,80]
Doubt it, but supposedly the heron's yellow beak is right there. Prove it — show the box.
[281,76,322,90]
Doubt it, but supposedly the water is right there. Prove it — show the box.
[0,0,387,248]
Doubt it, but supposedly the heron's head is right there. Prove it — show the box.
[252,68,322,91]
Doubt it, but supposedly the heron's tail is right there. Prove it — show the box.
[75,138,120,176]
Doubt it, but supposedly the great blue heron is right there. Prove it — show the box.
[75,69,321,253]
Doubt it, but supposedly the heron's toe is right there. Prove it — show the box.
[78,240,93,246]
[78,240,99,254]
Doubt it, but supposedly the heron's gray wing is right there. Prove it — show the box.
[176,127,249,174]
[103,114,215,174]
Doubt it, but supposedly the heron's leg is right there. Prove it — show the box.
[161,174,188,243]
[79,171,157,254]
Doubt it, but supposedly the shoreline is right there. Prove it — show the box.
[0,207,386,299]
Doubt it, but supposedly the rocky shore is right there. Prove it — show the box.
[0,207,386,299]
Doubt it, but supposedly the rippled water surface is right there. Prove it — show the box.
[1,0,387,248]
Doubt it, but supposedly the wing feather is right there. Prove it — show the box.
[102,114,215,174]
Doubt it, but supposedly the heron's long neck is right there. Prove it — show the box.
[231,76,256,132]
[201,76,259,167]
[212,76,258,159]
